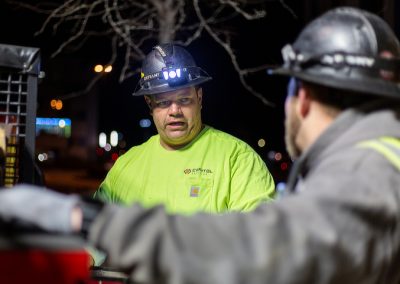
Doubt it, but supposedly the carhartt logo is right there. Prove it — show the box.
[183,168,212,175]
[190,186,200,197]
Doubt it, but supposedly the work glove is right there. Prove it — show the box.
[0,184,80,234]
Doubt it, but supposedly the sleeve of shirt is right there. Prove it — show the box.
[93,184,111,202]
[93,164,122,204]
[228,149,276,211]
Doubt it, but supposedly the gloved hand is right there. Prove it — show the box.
[0,184,81,234]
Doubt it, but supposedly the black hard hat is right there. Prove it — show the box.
[133,43,212,96]
[270,6,400,99]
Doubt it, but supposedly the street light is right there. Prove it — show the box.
[94,64,112,73]
[50,99,63,110]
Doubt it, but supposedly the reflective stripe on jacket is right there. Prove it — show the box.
[357,136,400,171]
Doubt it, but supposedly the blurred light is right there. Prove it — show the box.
[110,130,118,147]
[276,182,287,200]
[94,64,112,73]
[50,99,57,108]
[257,138,266,148]
[274,152,282,161]
[104,143,112,152]
[280,162,288,171]
[99,132,107,148]
[267,151,276,160]
[50,99,63,110]
[36,118,71,138]
[55,100,63,110]
[94,65,103,73]
[139,119,151,128]
[58,119,66,128]
[111,153,119,161]
[36,117,71,126]
[37,153,48,162]
[276,182,286,191]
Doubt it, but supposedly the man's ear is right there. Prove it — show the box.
[197,87,203,107]
[144,96,153,115]
[296,85,311,118]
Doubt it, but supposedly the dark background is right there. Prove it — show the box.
[0,0,398,193]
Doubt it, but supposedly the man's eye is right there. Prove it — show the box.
[155,101,171,108]
[178,98,191,105]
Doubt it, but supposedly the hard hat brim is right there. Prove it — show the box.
[269,66,400,100]
[132,76,211,96]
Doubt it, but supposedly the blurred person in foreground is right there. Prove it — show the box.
[1,6,400,284]
[94,43,275,214]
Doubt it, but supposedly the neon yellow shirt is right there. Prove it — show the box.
[95,125,275,214]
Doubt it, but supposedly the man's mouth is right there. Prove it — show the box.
[167,122,185,128]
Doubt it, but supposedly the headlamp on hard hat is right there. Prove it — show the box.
[132,43,212,96]
[162,66,188,86]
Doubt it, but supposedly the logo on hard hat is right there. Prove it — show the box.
[143,73,159,81]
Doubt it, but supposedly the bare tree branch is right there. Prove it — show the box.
[6,0,297,105]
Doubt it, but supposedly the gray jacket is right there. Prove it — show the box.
[89,103,400,284]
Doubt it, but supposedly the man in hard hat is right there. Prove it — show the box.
[94,43,275,214]
[1,6,400,284]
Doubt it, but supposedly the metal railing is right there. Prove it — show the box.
[0,43,42,186]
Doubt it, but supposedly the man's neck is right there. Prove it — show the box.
[160,124,205,151]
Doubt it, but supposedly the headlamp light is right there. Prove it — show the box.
[162,67,187,86]
[163,68,181,80]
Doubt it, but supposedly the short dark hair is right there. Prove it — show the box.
[303,81,381,110]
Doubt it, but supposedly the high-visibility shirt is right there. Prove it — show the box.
[95,125,275,214]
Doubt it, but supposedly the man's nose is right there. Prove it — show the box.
[168,102,182,115]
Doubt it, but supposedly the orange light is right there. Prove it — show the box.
[94,65,104,73]
[104,65,113,73]
[55,100,63,110]
[50,99,57,109]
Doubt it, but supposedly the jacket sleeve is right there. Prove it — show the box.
[87,166,400,284]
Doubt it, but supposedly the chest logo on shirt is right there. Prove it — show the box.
[183,168,213,175]
[184,167,214,198]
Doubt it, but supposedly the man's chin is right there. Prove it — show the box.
[166,130,186,139]
[285,136,301,160]
[165,134,190,145]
